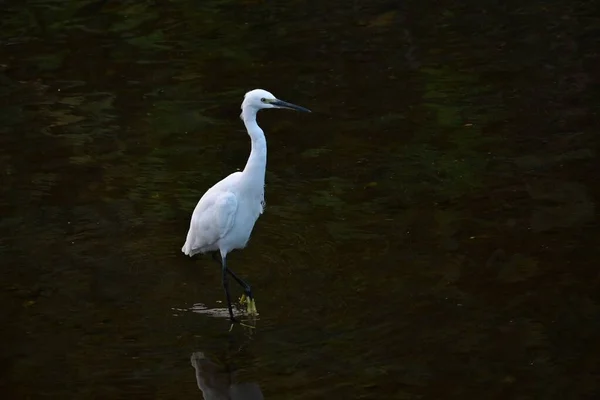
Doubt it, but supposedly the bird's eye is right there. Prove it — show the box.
[260,98,266,103]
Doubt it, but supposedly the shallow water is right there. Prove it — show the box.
[1,0,599,398]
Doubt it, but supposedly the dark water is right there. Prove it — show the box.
[1,0,599,398]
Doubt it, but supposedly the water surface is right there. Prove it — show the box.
[1,0,599,398]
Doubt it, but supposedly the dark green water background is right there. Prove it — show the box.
[1,0,599,398]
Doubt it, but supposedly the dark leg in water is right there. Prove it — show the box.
[211,252,253,298]
[220,255,236,322]
[227,269,253,299]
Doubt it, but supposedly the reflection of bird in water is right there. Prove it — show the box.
[181,89,310,322]
[191,352,264,400]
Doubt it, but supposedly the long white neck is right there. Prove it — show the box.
[240,107,267,187]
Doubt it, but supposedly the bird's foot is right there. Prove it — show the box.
[239,293,258,316]
[248,298,258,315]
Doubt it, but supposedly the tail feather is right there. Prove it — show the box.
[182,242,194,256]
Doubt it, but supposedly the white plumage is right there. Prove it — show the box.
[182,171,264,257]
[181,88,310,322]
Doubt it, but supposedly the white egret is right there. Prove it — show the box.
[182,89,311,322]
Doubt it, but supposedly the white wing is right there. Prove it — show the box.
[182,188,238,256]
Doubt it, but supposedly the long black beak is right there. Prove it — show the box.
[271,99,311,112]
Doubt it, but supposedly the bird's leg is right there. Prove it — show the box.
[213,251,257,316]
[227,269,252,297]
[221,256,237,322]
[227,268,257,316]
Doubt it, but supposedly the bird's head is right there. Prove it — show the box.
[241,89,311,113]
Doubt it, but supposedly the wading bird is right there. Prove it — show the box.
[182,89,310,322]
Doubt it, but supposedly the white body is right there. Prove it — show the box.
[181,90,270,258]
[181,169,265,257]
